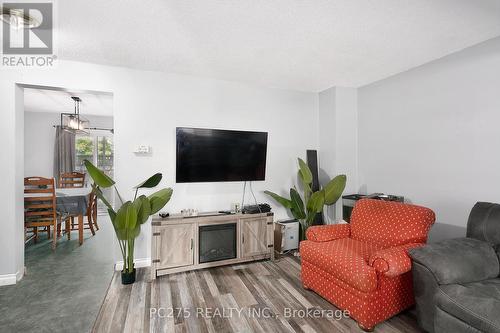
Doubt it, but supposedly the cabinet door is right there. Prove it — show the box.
[156,224,194,269]
[241,218,268,258]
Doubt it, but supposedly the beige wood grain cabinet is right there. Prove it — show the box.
[151,212,274,279]
[154,223,194,270]
[241,217,268,258]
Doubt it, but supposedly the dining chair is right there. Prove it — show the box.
[59,172,86,188]
[88,191,99,231]
[60,190,98,239]
[24,177,65,250]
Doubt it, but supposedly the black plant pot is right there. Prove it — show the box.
[121,268,136,285]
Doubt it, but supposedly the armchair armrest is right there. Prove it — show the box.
[369,243,424,277]
[409,238,500,285]
[306,224,350,242]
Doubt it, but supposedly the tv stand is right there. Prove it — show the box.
[151,212,274,280]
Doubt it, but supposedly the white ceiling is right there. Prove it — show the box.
[57,0,500,92]
[24,88,113,116]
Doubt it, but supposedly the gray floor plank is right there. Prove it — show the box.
[95,257,424,333]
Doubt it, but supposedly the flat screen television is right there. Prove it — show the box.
[176,127,268,183]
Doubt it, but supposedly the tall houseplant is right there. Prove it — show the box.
[264,158,346,241]
[84,160,173,284]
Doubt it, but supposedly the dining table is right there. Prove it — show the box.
[55,187,92,245]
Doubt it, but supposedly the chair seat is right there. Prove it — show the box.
[437,278,500,333]
[301,238,384,292]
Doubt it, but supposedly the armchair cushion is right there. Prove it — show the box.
[409,238,500,285]
[369,243,424,277]
[306,224,350,242]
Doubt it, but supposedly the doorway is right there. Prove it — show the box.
[1,84,117,333]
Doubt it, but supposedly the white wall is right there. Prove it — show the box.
[358,36,500,228]
[318,87,358,223]
[0,61,318,280]
[24,112,113,178]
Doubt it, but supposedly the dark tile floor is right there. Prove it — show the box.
[0,217,115,333]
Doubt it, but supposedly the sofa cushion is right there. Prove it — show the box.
[436,278,500,333]
[434,307,484,333]
[467,202,500,245]
[410,238,500,284]
[300,238,383,292]
[350,199,435,248]
[496,245,500,269]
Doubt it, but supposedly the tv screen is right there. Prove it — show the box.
[176,127,268,183]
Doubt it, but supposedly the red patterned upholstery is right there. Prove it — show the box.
[306,223,350,242]
[300,199,435,329]
[369,243,424,277]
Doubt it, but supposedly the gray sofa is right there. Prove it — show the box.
[409,202,500,333]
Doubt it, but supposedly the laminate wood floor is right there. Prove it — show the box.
[93,256,423,333]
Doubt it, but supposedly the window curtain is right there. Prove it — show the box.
[54,126,75,186]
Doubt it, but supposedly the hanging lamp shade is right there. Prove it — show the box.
[61,96,90,134]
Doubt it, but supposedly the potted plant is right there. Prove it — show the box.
[264,158,346,241]
[84,160,173,284]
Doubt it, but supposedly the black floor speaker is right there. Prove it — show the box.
[306,150,324,225]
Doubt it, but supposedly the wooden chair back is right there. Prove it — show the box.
[59,172,85,188]
[24,177,57,229]
[88,191,99,230]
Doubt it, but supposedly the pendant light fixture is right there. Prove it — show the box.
[0,6,40,29]
[60,96,90,134]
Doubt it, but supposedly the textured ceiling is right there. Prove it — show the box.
[57,0,500,92]
[24,88,113,116]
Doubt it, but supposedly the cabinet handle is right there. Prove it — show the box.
[190,238,193,250]
[242,234,245,243]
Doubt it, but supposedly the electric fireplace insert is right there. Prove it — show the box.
[199,223,237,263]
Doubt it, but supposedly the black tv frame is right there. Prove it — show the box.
[175,127,268,183]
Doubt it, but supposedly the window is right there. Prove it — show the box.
[75,135,114,176]
[75,136,94,173]
[75,134,114,212]
[97,136,114,179]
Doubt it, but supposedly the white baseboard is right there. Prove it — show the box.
[0,273,18,286]
[17,268,24,282]
[114,258,151,271]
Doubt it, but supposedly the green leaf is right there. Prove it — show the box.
[298,170,312,200]
[84,159,115,188]
[290,188,306,220]
[92,184,113,210]
[134,195,151,225]
[114,201,138,233]
[323,175,347,205]
[107,208,116,222]
[263,190,292,209]
[134,173,162,189]
[130,224,141,239]
[298,158,313,185]
[307,190,325,214]
[305,211,317,225]
[114,227,128,241]
[148,188,173,214]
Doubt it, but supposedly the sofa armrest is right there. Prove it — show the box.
[306,224,350,242]
[369,243,424,277]
[409,238,500,285]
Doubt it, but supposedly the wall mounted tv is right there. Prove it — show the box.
[176,127,268,183]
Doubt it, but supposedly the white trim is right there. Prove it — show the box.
[0,273,18,286]
[16,268,24,282]
[114,258,151,271]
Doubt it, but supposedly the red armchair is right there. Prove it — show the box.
[300,199,435,331]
